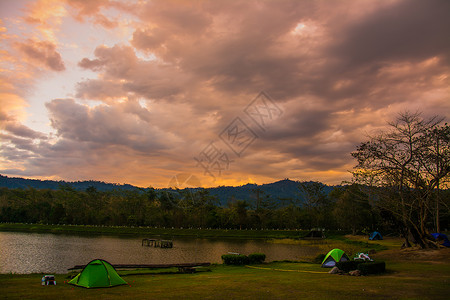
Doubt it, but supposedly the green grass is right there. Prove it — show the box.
[268,235,399,261]
[1,259,449,299]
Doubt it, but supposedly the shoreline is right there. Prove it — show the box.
[0,223,318,239]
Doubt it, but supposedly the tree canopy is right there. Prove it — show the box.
[351,112,450,248]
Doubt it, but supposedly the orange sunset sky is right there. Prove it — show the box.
[1,0,449,188]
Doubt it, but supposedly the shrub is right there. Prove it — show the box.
[335,260,363,273]
[357,261,386,275]
[221,254,249,265]
[248,253,266,264]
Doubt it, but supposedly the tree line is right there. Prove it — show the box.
[1,182,448,235]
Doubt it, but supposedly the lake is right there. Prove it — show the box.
[0,231,322,274]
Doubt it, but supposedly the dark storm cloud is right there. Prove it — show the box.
[105,0,450,184]
[130,0,318,98]
[330,0,450,69]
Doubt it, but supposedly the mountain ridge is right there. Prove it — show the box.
[0,174,336,206]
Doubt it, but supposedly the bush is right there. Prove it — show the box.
[221,254,249,265]
[357,261,386,275]
[335,260,361,273]
[221,253,266,265]
[248,253,266,264]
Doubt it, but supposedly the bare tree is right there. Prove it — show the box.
[351,112,449,248]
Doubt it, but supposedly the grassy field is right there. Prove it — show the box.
[1,252,449,300]
[1,225,449,299]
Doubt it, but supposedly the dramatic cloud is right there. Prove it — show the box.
[0,0,449,187]
[45,98,172,152]
[67,0,118,28]
[77,44,191,101]
[16,39,65,71]
[329,0,450,67]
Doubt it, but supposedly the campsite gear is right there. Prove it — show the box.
[42,275,56,285]
[68,259,127,288]
[321,249,349,267]
[354,253,373,261]
[369,231,383,240]
[431,233,450,247]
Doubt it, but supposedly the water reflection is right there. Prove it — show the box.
[0,232,321,274]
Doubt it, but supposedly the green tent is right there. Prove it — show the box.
[321,249,349,268]
[68,259,127,288]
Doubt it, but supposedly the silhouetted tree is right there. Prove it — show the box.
[352,112,449,248]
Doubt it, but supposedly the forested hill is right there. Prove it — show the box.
[207,179,335,206]
[0,175,335,206]
[0,174,138,192]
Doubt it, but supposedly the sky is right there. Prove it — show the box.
[1,0,449,188]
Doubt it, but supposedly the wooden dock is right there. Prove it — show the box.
[68,262,211,273]
[142,238,173,248]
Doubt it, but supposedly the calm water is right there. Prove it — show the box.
[0,232,321,274]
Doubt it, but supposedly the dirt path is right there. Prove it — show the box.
[373,247,450,263]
